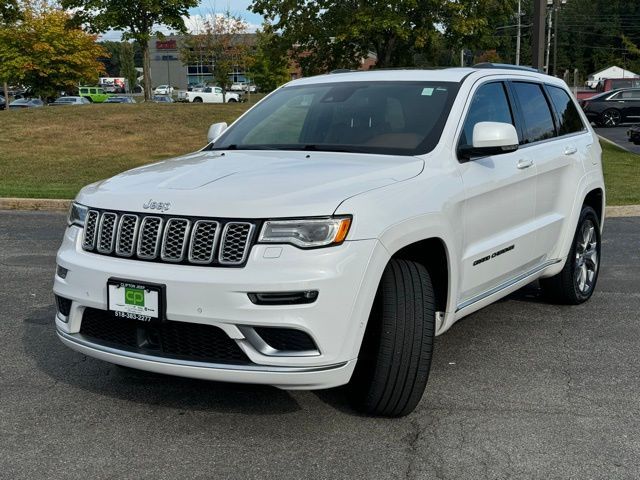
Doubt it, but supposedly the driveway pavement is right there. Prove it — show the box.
[1,211,639,480]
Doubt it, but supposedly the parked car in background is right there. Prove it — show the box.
[0,96,5,110]
[154,85,174,96]
[188,83,211,92]
[104,96,136,104]
[580,88,640,127]
[99,77,127,94]
[596,78,640,93]
[79,86,112,103]
[182,86,242,103]
[627,124,640,144]
[10,98,44,109]
[50,96,91,106]
[152,95,174,103]
[229,82,246,92]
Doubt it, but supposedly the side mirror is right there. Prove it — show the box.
[207,122,228,143]
[458,121,519,160]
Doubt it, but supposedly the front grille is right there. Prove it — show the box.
[79,308,251,365]
[254,327,317,352]
[82,209,257,267]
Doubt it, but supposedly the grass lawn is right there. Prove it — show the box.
[0,104,638,205]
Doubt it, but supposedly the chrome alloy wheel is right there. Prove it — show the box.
[574,220,598,294]
[602,109,621,127]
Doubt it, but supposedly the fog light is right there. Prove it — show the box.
[56,265,68,279]
[55,295,72,317]
[247,290,319,305]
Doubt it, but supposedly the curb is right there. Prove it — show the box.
[598,134,636,154]
[1,197,639,218]
[0,197,71,211]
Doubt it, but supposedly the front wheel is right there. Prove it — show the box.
[601,109,621,127]
[348,259,435,417]
[541,206,601,304]
[228,98,237,103]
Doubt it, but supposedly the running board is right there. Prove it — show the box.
[456,259,562,312]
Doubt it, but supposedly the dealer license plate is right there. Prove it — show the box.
[107,279,163,322]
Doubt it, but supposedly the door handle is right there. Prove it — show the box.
[564,145,578,155]
[516,158,533,169]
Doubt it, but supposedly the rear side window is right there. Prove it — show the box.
[547,85,586,135]
[511,82,556,144]
[458,82,514,148]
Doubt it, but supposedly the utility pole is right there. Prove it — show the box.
[545,6,552,73]
[532,0,546,71]
[516,0,522,65]
[552,0,560,76]
[460,49,464,67]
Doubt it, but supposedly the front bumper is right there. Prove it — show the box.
[54,226,388,389]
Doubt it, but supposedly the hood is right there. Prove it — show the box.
[76,150,424,218]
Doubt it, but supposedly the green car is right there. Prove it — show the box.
[78,86,113,103]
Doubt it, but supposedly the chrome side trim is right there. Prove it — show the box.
[456,259,562,312]
[237,326,321,358]
[57,329,342,373]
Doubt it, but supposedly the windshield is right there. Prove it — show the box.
[211,81,460,155]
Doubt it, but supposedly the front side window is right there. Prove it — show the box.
[458,82,514,149]
[547,85,586,135]
[211,81,460,156]
[511,82,556,144]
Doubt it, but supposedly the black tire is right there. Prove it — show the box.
[348,259,435,417]
[600,108,622,127]
[541,206,601,304]
[228,98,237,103]
[193,97,203,103]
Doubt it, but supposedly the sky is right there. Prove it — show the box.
[100,0,265,41]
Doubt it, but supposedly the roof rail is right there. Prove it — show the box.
[473,63,542,73]
[329,69,355,74]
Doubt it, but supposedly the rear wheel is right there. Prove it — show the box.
[348,259,435,417]
[193,97,203,103]
[541,206,601,304]
[601,108,621,127]
[228,98,237,103]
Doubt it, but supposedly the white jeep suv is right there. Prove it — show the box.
[54,65,604,417]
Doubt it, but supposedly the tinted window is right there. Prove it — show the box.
[512,82,556,144]
[212,81,460,156]
[459,82,513,148]
[621,90,640,99]
[547,85,585,135]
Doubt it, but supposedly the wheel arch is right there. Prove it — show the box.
[389,238,450,315]
[583,187,604,228]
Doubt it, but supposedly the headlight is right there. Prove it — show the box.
[258,216,352,248]
[67,202,88,228]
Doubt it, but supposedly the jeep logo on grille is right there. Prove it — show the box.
[143,199,171,212]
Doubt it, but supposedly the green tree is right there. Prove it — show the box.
[247,27,290,92]
[0,0,23,104]
[0,2,106,100]
[179,12,251,100]
[61,0,198,100]
[251,0,517,73]
[119,42,137,92]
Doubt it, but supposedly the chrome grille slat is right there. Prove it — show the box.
[137,216,164,259]
[161,218,191,262]
[82,210,100,250]
[82,210,254,267]
[115,214,139,257]
[219,222,254,265]
[96,212,118,254]
[189,220,220,264]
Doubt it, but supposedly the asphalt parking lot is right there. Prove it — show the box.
[595,125,640,154]
[1,211,639,479]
